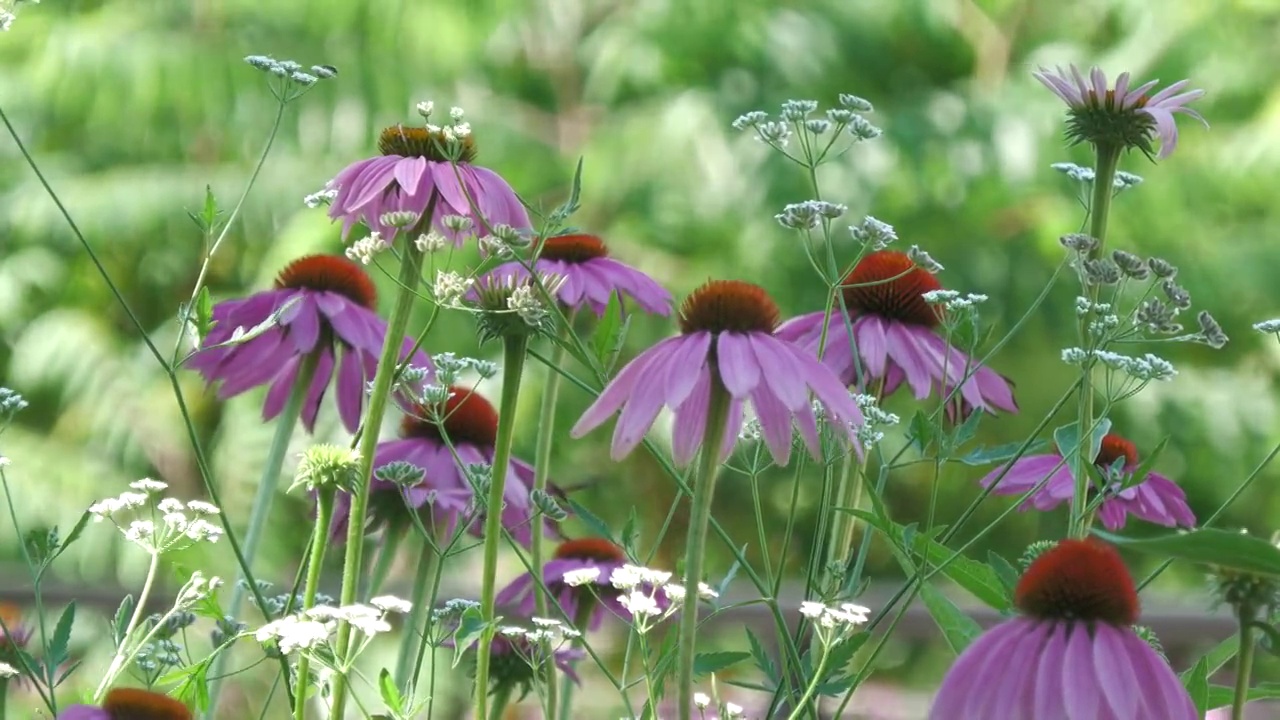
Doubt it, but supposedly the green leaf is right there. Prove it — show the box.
[166,657,212,713]
[1094,528,1280,577]
[693,651,750,677]
[1181,636,1238,683]
[908,410,935,453]
[112,594,135,646]
[202,185,219,228]
[53,512,93,562]
[450,606,487,669]
[592,292,622,363]
[986,551,1020,596]
[715,548,745,599]
[1183,656,1209,714]
[957,440,1050,466]
[378,667,403,714]
[944,409,983,456]
[49,602,76,666]
[194,286,215,339]
[842,508,1011,611]
[1204,682,1280,710]
[564,498,615,544]
[1052,418,1111,468]
[1250,621,1280,657]
[620,505,640,556]
[918,582,981,654]
[745,628,779,687]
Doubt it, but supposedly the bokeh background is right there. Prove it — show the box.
[2,0,1279,717]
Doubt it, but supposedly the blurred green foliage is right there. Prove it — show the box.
[2,0,1280,708]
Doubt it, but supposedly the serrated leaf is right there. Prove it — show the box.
[564,498,614,544]
[957,440,1050,466]
[945,410,983,455]
[918,583,981,654]
[378,667,403,714]
[54,512,93,561]
[592,292,622,364]
[450,607,487,669]
[745,628,779,686]
[49,602,76,665]
[1120,435,1169,490]
[1052,418,1112,468]
[693,651,750,677]
[908,410,935,453]
[113,594,135,646]
[55,659,83,686]
[1183,656,1209,714]
[1095,528,1280,577]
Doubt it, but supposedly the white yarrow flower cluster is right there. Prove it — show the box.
[345,232,386,265]
[849,216,897,250]
[851,394,900,447]
[1253,318,1280,335]
[258,602,401,656]
[563,567,602,587]
[304,187,338,208]
[798,600,871,648]
[0,661,17,679]
[610,564,717,634]
[415,231,449,254]
[1061,348,1177,382]
[417,100,472,144]
[434,270,473,307]
[922,289,989,313]
[89,480,222,553]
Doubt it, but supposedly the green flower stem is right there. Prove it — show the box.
[1070,143,1121,539]
[785,641,831,720]
[676,379,733,720]
[1232,605,1259,720]
[206,349,320,715]
[394,533,435,690]
[473,334,531,720]
[488,683,514,720]
[329,241,426,718]
[95,551,161,700]
[531,319,571,719]
[0,678,7,720]
[367,520,406,597]
[293,487,335,720]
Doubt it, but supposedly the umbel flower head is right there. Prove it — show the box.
[480,233,673,317]
[1034,65,1206,160]
[980,431,1195,530]
[777,250,1016,418]
[59,687,192,719]
[929,539,1196,720]
[325,106,530,244]
[187,255,433,433]
[496,537,635,631]
[572,279,864,467]
[329,386,555,546]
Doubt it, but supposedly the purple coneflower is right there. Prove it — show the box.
[325,119,529,244]
[187,255,430,434]
[980,431,1195,530]
[1034,65,1206,159]
[60,688,191,720]
[496,537,632,630]
[482,234,673,317]
[929,539,1196,720]
[330,386,551,546]
[571,279,863,467]
[776,250,1016,418]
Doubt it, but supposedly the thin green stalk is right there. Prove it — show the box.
[95,552,161,700]
[0,678,7,720]
[330,239,427,717]
[473,335,531,720]
[1070,144,1120,539]
[785,643,831,720]
[488,684,514,720]
[367,521,406,597]
[294,488,335,720]
[1232,606,1259,720]
[208,350,319,714]
[676,381,733,720]
[395,534,436,689]
[0,471,55,713]
[531,320,570,719]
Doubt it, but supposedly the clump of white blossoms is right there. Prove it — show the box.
[89,479,223,553]
[692,691,747,719]
[499,617,581,645]
[345,231,387,265]
[610,564,717,635]
[851,394,900,447]
[256,599,409,660]
[0,661,17,679]
[798,600,871,649]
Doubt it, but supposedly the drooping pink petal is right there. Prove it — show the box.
[716,332,762,397]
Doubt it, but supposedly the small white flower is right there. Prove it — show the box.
[124,520,155,543]
[118,492,150,509]
[185,500,220,515]
[618,590,660,618]
[693,692,711,709]
[257,617,331,654]
[636,566,673,586]
[0,661,17,678]
[696,582,719,600]
[130,478,168,493]
[449,106,466,122]
[1254,319,1280,334]
[434,270,473,307]
[563,567,602,587]
[416,100,434,118]
[662,584,687,603]
[499,625,526,638]
[609,565,643,590]
[305,606,342,621]
[723,702,745,718]
[157,498,184,514]
[799,601,826,619]
[451,121,473,138]
[345,234,386,265]
[304,188,338,208]
[507,284,546,327]
[370,595,412,614]
[415,231,449,253]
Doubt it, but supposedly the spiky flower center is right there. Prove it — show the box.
[1015,539,1139,626]
[841,250,943,328]
[275,255,379,311]
[554,537,626,564]
[401,386,499,448]
[378,124,477,163]
[539,234,608,264]
[103,687,193,720]
[1095,433,1138,471]
[678,280,780,335]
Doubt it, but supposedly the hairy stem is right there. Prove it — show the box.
[676,380,733,720]
[473,335,530,719]
[329,239,426,717]
[95,552,161,700]
[394,534,435,690]
[293,488,334,720]
[1232,605,1259,720]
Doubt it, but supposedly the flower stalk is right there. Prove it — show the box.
[676,379,733,720]
[473,334,530,719]
[329,236,427,717]
[1232,601,1260,720]
[293,487,335,720]
[1070,142,1121,539]
[394,533,436,690]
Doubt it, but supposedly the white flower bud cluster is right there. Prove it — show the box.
[417,101,472,145]
[498,617,581,644]
[345,232,386,265]
[851,393,900,447]
[849,216,897,250]
[775,200,847,230]
[415,231,449,253]
[89,480,223,553]
[0,661,17,679]
[257,600,408,655]
[922,289,988,313]
[1253,318,1280,335]
[1061,348,1177,382]
[799,600,870,649]
[610,564,717,635]
[433,270,473,307]
[563,567,602,586]
[303,187,338,208]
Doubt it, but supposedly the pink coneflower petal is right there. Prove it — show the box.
[716,331,762,396]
